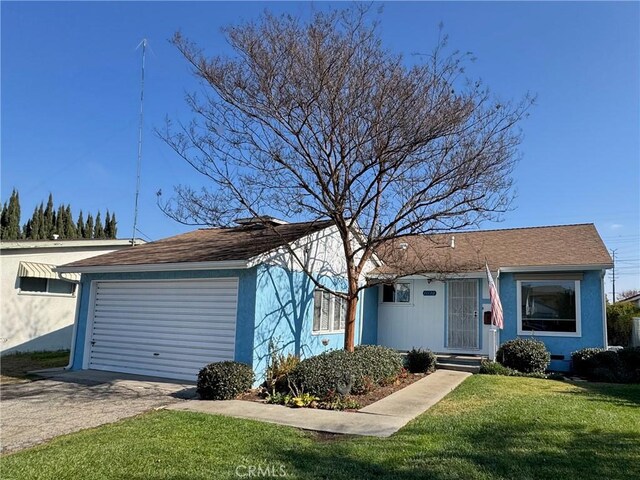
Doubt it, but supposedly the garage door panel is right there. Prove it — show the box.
[87,279,238,381]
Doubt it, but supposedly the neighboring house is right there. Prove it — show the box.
[618,292,640,309]
[58,220,612,381]
[1,239,139,353]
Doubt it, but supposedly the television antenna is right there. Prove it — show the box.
[132,38,147,246]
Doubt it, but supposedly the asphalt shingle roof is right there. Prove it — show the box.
[372,223,613,275]
[63,220,334,268]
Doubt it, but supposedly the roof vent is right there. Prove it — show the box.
[398,242,408,250]
[234,216,289,228]
[52,234,60,240]
[450,236,455,248]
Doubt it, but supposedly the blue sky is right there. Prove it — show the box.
[2,1,639,297]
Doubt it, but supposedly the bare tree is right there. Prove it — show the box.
[159,7,533,351]
[617,289,640,302]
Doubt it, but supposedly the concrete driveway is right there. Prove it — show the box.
[1,370,196,454]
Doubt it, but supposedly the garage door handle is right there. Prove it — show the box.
[91,341,96,346]
[153,353,159,356]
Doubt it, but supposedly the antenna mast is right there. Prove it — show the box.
[132,38,147,246]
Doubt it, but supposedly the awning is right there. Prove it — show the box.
[17,261,81,283]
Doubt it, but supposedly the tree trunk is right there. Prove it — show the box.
[343,277,359,352]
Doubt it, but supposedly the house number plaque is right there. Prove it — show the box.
[423,290,437,296]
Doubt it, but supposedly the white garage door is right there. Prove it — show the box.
[87,278,238,381]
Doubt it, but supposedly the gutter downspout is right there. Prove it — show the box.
[601,269,608,348]
[64,281,83,370]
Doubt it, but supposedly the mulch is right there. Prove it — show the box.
[237,371,430,410]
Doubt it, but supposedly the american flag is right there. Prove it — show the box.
[485,262,504,329]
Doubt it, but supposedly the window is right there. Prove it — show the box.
[313,290,346,333]
[382,283,411,303]
[20,277,76,295]
[518,280,580,335]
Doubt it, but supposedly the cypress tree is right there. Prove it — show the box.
[85,213,94,239]
[104,211,112,239]
[23,219,32,239]
[94,212,105,239]
[44,193,55,238]
[0,201,7,239]
[37,203,46,240]
[64,205,76,238]
[76,210,85,239]
[11,190,21,239]
[109,212,117,238]
[55,205,65,237]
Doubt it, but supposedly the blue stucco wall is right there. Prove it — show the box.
[70,268,258,370]
[252,264,361,382]
[499,270,606,371]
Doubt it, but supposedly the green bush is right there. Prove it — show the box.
[571,347,605,377]
[496,338,550,373]
[571,347,640,383]
[607,302,640,347]
[289,346,403,398]
[352,345,404,390]
[197,361,254,400]
[406,348,436,373]
[479,360,516,376]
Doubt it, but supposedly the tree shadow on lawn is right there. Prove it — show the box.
[559,380,640,408]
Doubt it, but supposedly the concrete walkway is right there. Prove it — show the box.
[169,369,470,437]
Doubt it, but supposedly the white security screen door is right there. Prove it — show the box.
[447,280,479,350]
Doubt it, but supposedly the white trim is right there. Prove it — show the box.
[516,279,582,338]
[56,260,249,274]
[82,280,99,369]
[1,239,138,250]
[500,264,612,273]
[65,281,84,370]
[601,269,608,348]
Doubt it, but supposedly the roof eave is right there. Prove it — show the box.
[55,260,250,274]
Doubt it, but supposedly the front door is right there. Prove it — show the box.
[447,280,479,350]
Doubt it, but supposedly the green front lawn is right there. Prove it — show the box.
[0,350,69,384]
[2,376,639,479]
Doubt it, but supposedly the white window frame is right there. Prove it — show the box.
[379,281,412,305]
[18,277,77,297]
[516,279,581,337]
[312,289,346,334]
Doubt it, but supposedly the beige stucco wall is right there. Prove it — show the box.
[0,242,132,353]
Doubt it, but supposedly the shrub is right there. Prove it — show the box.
[406,348,436,373]
[618,347,640,383]
[197,361,254,400]
[289,346,403,398]
[496,338,550,373]
[571,347,605,377]
[607,302,640,347]
[479,360,516,376]
[289,349,356,398]
[352,345,404,391]
[265,351,300,393]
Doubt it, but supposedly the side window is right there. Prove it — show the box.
[313,290,346,333]
[381,282,411,303]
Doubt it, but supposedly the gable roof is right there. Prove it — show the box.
[372,223,613,275]
[60,220,334,270]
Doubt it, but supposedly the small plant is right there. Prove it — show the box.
[496,338,550,373]
[406,348,436,373]
[265,344,300,394]
[479,360,516,376]
[289,393,318,408]
[197,361,254,400]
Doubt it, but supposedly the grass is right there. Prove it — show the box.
[2,376,639,479]
[0,350,69,385]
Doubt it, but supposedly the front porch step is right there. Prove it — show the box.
[435,354,486,374]
[436,362,480,374]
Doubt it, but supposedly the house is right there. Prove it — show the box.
[57,220,612,381]
[618,292,640,309]
[1,239,139,354]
